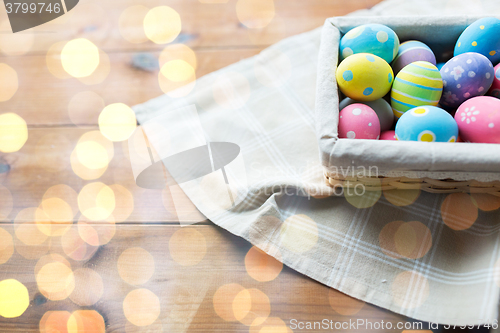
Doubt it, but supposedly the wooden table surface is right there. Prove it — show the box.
[0,0,452,332]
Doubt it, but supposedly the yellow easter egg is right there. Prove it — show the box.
[336,53,394,102]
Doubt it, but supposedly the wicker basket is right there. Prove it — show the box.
[315,15,500,194]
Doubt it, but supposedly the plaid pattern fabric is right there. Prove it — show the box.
[134,0,500,325]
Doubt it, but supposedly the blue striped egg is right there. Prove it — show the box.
[392,40,436,76]
[455,17,500,65]
[391,61,443,118]
[340,24,399,63]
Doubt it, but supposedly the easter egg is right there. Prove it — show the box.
[336,53,394,102]
[455,96,500,143]
[487,63,500,98]
[440,52,494,109]
[339,103,380,139]
[380,130,396,140]
[391,61,443,118]
[395,106,458,142]
[392,40,437,76]
[339,97,394,131]
[436,62,446,71]
[340,24,399,63]
[454,17,500,65]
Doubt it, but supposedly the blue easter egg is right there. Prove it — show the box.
[395,106,458,142]
[454,17,500,65]
[440,52,494,109]
[340,24,400,63]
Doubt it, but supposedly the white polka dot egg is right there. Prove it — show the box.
[395,106,458,142]
[455,96,500,143]
[339,103,380,140]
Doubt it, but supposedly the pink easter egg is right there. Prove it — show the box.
[339,103,381,139]
[455,96,500,143]
[488,63,500,98]
[380,130,397,140]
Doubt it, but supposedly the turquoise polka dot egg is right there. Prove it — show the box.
[336,53,394,102]
[395,106,458,142]
[340,23,400,63]
[455,17,500,65]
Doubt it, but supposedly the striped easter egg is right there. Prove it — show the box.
[391,40,436,76]
[391,61,443,118]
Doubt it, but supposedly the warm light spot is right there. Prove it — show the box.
[36,261,75,301]
[125,319,164,333]
[0,279,29,318]
[43,184,78,217]
[392,271,429,309]
[78,215,116,246]
[99,103,137,142]
[70,269,103,306]
[254,49,291,88]
[249,317,292,333]
[77,49,111,86]
[247,14,287,45]
[110,184,135,222]
[345,184,381,209]
[383,189,420,206]
[118,247,155,285]
[379,220,405,259]
[245,246,282,282]
[40,311,72,333]
[236,0,275,29]
[46,41,72,80]
[280,214,318,253]
[143,6,182,44]
[76,141,110,170]
[441,193,478,230]
[328,289,365,315]
[36,197,73,237]
[0,64,19,102]
[0,21,34,55]
[61,38,100,78]
[60,225,98,261]
[0,113,28,153]
[123,289,161,326]
[71,130,114,180]
[78,182,116,221]
[14,207,49,246]
[394,221,432,259]
[70,148,108,180]
[158,60,196,98]
[0,228,13,265]
[213,283,246,322]
[35,134,72,173]
[232,288,270,326]
[0,185,13,220]
[213,72,251,109]
[169,228,207,266]
[471,193,500,211]
[119,5,150,44]
[67,310,105,333]
[159,44,197,70]
[68,91,105,127]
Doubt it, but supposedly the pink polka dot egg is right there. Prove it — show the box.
[455,96,500,143]
[339,103,380,139]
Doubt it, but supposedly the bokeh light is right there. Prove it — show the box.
[76,141,109,170]
[213,283,246,322]
[212,72,251,109]
[0,228,14,265]
[249,317,292,333]
[379,221,432,259]
[119,5,150,44]
[247,15,287,45]
[0,279,29,318]
[39,311,71,333]
[280,214,318,253]
[36,197,73,237]
[35,134,72,173]
[99,103,137,142]
[159,60,196,98]
[36,255,75,301]
[328,289,365,315]
[392,271,429,309]
[159,44,197,70]
[244,246,282,282]
[0,185,13,220]
[70,147,108,180]
[169,228,207,266]
[0,64,19,102]
[236,0,275,29]
[345,185,381,209]
[71,130,114,180]
[68,91,105,127]
[70,268,104,306]
[471,193,500,212]
[118,247,155,285]
[232,288,270,326]
[125,319,164,333]
[61,225,99,261]
[77,49,111,86]
[43,184,79,217]
[67,310,105,333]
[46,41,72,80]
[123,289,161,327]
[78,182,116,221]
[383,189,421,207]
[110,184,135,222]
[0,113,28,153]
[0,21,34,56]
[14,207,49,246]
[143,6,182,44]
[441,193,478,230]
[61,38,100,78]
[78,215,116,246]
[254,49,291,88]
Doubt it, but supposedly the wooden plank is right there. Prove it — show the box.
[0,224,410,332]
[0,0,384,54]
